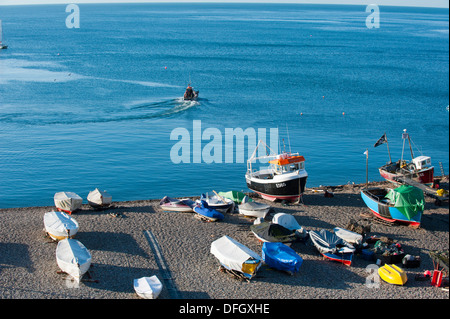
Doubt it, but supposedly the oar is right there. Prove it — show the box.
[213,190,227,204]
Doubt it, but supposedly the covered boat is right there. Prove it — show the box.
[250,221,299,243]
[375,130,434,187]
[360,185,424,228]
[200,192,234,212]
[183,83,199,101]
[159,196,194,212]
[134,276,163,299]
[54,192,83,214]
[56,239,92,283]
[309,229,355,266]
[333,227,363,246]
[246,140,308,202]
[87,188,112,209]
[193,200,224,222]
[238,197,271,218]
[272,213,308,240]
[210,235,262,280]
[44,211,79,241]
[262,242,303,274]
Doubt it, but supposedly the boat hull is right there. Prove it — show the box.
[360,189,422,228]
[56,239,92,283]
[379,165,434,187]
[378,264,408,285]
[262,242,303,273]
[309,230,355,266]
[134,276,163,299]
[246,174,307,202]
[44,211,79,241]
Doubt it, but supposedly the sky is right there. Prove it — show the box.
[0,0,448,8]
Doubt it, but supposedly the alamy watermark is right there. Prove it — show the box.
[170,120,279,164]
[65,4,80,29]
[366,4,380,29]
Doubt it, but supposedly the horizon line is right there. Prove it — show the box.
[0,1,448,9]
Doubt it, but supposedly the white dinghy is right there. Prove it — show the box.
[238,196,271,218]
[56,239,92,283]
[54,192,83,214]
[44,211,79,241]
[134,276,163,299]
[87,188,112,209]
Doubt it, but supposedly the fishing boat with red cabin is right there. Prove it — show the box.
[245,140,308,202]
[374,130,434,187]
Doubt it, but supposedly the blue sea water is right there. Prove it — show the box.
[0,3,448,209]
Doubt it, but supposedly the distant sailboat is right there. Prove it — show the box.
[0,20,7,50]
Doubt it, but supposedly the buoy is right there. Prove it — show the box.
[164,66,167,69]
[300,112,303,116]
[322,96,325,99]
[342,112,345,115]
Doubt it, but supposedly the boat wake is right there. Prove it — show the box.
[0,98,201,126]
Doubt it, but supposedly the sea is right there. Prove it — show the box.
[0,3,448,209]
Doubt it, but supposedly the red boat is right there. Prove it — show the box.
[375,130,434,187]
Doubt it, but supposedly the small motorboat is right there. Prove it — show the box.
[262,242,303,274]
[333,227,363,246]
[134,276,163,299]
[210,235,262,280]
[56,239,92,283]
[200,192,234,212]
[44,211,79,241]
[238,196,271,219]
[183,83,199,101]
[309,229,355,266]
[272,213,308,241]
[250,221,298,243]
[360,185,424,228]
[193,200,224,222]
[159,196,195,212]
[378,264,407,285]
[87,188,112,209]
[54,191,83,214]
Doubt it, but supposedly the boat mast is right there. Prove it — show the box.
[0,20,3,45]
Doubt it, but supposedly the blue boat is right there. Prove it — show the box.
[262,242,303,274]
[360,186,424,228]
[193,200,224,222]
[309,229,355,266]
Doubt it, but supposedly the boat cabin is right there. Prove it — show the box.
[268,153,305,175]
[412,156,432,170]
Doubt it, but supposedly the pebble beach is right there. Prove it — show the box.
[0,179,448,303]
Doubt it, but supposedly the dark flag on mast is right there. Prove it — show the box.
[373,133,392,163]
[374,133,387,147]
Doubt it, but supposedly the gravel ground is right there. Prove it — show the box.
[0,180,448,303]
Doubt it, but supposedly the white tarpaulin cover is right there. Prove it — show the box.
[54,192,83,213]
[210,235,261,273]
[56,238,92,282]
[134,276,163,299]
[272,213,301,231]
[44,211,79,240]
[87,188,112,207]
[333,227,363,245]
